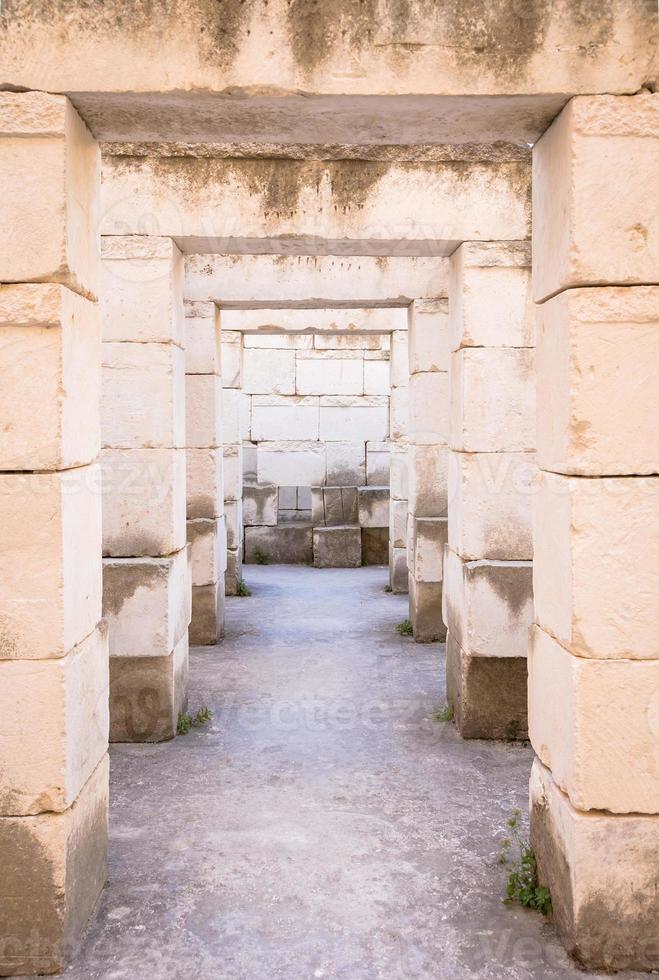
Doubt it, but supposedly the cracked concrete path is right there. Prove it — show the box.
[52,565,649,980]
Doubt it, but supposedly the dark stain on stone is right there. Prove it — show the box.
[285,0,378,72]
[328,160,389,213]
[102,562,165,618]
[187,518,214,544]
[474,561,532,620]
[530,783,575,954]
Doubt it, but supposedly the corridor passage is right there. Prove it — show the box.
[55,567,642,980]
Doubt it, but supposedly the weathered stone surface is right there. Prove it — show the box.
[220,330,242,388]
[410,517,447,584]
[534,470,659,660]
[257,441,326,486]
[231,309,406,334]
[313,526,362,569]
[361,527,389,566]
[243,482,278,527]
[190,579,225,646]
[319,396,389,442]
[529,625,659,815]
[222,444,242,503]
[187,518,225,587]
[224,500,243,552]
[185,373,222,449]
[244,525,313,565]
[186,447,223,520]
[311,487,358,526]
[530,758,659,972]
[389,446,409,501]
[244,333,313,350]
[358,486,389,528]
[363,358,389,395]
[184,303,220,374]
[251,394,319,441]
[450,348,535,452]
[0,284,100,470]
[366,441,390,485]
[389,385,409,442]
[224,547,243,596]
[446,631,528,740]
[0,467,102,660]
[242,347,295,394]
[409,371,449,446]
[0,754,108,977]
[325,442,365,485]
[389,330,410,388]
[314,333,388,351]
[408,444,449,518]
[102,237,183,345]
[390,498,408,549]
[408,298,450,373]
[109,634,189,743]
[296,351,364,396]
[242,441,257,481]
[408,575,444,643]
[222,387,242,445]
[389,544,408,594]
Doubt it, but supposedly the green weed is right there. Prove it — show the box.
[396,618,413,636]
[236,578,252,597]
[500,809,552,916]
[177,706,213,736]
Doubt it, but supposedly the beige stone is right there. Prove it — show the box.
[242,347,295,394]
[410,517,447,584]
[311,487,359,527]
[358,487,389,528]
[534,470,659,659]
[408,298,450,374]
[408,444,449,518]
[0,467,101,660]
[389,447,409,501]
[408,576,445,643]
[244,333,313,350]
[325,442,366,485]
[225,547,243,596]
[366,441,390,485]
[537,286,659,475]
[296,350,364,396]
[0,284,100,470]
[240,391,252,441]
[0,623,108,816]
[185,373,222,449]
[313,526,362,568]
[109,634,188,743]
[185,305,220,375]
[221,387,241,445]
[222,445,243,503]
[257,442,326,486]
[389,545,408,594]
[251,395,320,441]
[230,308,406,334]
[319,398,389,442]
[244,525,313,565]
[190,579,225,646]
[389,330,410,388]
[187,518,226,587]
[243,482,278,527]
[409,371,449,446]
[390,499,408,549]
[389,385,409,442]
[186,447,223,520]
[224,500,244,552]
[363,358,389,396]
[221,330,243,388]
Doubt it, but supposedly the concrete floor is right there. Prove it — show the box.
[54,565,649,980]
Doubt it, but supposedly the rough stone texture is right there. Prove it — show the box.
[243,482,278,527]
[109,635,189,743]
[408,298,450,374]
[408,445,449,519]
[409,371,450,446]
[361,527,389,566]
[224,501,243,552]
[313,526,362,568]
[446,631,528,741]
[190,579,226,646]
[296,351,364,396]
[221,388,241,445]
[388,385,410,443]
[187,518,225,588]
[450,348,535,452]
[363,358,389,396]
[319,397,389,442]
[388,544,408,593]
[244,525,313,565]
[186,448,223,520]
[325,442,366,485]
[102,237,183,345]
[184,303,220,374]
[185,374,222,450]
[389,446,409,500]
[221,330,242,388]
[311,487,359,527]
[222,444,242,503]
[365,441,390,486]
[408,575,445,643]
[224,547,243,596]
[357,486,389,528]
[389,499,407,549]
[251,395,319,441]
[410,517,447,584]
[242,347,295,394]
[530,758,659,973]
[257,442,326,486]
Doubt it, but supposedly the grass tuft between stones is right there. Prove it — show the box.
[500,808,552,916]
[433,703,454,723]
[177,706,213,736]
[253,547,270,565]
[396,618,413,636]
[236,578,252,597]
[383,584,393,593]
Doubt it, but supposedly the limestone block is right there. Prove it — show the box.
[534,470,659,659]
[314,334,388,351]
[190,578,225,646]
[102,237,183,345]
[443,547,533,659]
[408,298,450,373]
[448,242,533,352]
[240,391,252,441]
[366,442,390,485]
[184,305,220,374]
[537,286,659,476]
[389,385,409,441]
[389,545,408,594]
[222,387,241,445]
[0,284,100,470]
[530,758,659,972]
[225,547,243,596]
[313,526,362,568]
[390,330,410,388]
[101,448,186,558]
[0,467,102,660]
[221,330,243,388]
[390,499,408,549]
[529,625,659,814]
[278,486,297,511]
[390,446,409,500]
[0,754,108,977]
[242,347,295,394]
[109,634,188,743]
[257,441,326,486]
[102,342,186,450]
[363,358,390,395]
[297,487,311,509]
[446,630,528,740]
[410,517,447,584]
[0,622,108,817]
[103,548,191,659]
[244,333,313,349]
[223,444,243,502]
[187,518,225,588]
[409,371,450,446]
[243,482,278,526]
[361,527,389,565]
[320,396,389,442]
[449,348,535,452]
[187,447,223,520]
[311,487,359,526]
[244,525,313,564]
[408,444,449,518]
[358,486,389,528]
[0,92,100,298]
[448,450,535,560]
[185,373,222,449]
[251,394,320,441]
[533,94,659,303]
[224,500,243,551]
[326,442,366,485]
[242,441,258,480]
[408,576,445,643]
[296,351,363,396]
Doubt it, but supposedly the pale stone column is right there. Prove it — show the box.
[529,94,659,971]
[185,301,226,642]
[0,92,108,976]
[406,300,450,640]
[388,329,409,592]
[100,236,190,742]
[221,329,244,593]
[444,242,534,738]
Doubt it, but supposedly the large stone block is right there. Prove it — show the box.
[389,385,409,442]
[534,471,659,659]
[448,450,535,560]
[240,391,252,441]
[530,758,659,972]
[0,284,100,470]
[244,525,313,565]
[221,387,241,445]
[243,482,278,526]
[410,517,447,584]
[242,347,295,394]
[0,92,100,298]
[389,544,408,594]
[187,447,223,520]
[408,298,450,373]
[408,444,449,518]
[187,518,226,587]
[529,625,659,815]
[366,441,390,485]
[390,498,408,549]
[0,467,101,661]
[448,241,533,351]
[242,441,257,481]
[184,302,220,374]
[314,334,387,351]
[537,286,659,476]
[101,448,186,558]
[449,348,535,452]
[533,94,659,303]
[222,444,242,503]
[296,351,363,396]
[225,547,243,596]
[389,446,409,500]
[0,754,108,977]
[409,371,449,446]
[408,575,445,643]
[319,396,389,442]
[325,442,366,485]
[361,527,389,565]
[363,358,390,395]
[0,623,108,817]
[389,330,409,388]
[190,578,225,646]
[244,334,313,349]
[443,547,533,660]
[224,500,243,551]
[251,394,320,441]
[220,330,243,388]
[257,441,326,486]
[185,373,222,449]
[311,487,358,526]
[102,237,183,345]
[103,548,191,659]
[358,486,389,528]
[313,526,362,568]
[102,342,186,449]
[109,634,189,743]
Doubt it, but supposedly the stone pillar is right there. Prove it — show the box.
[185,301,226,643]
[221,329,244,593]
[388,329,409,592]
[444,242,534,739]
[529,94,659,971]
[0,92,108,976]
[406,300,450,640]
[100,236,190,742]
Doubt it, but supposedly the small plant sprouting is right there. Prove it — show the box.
[177,706,213,736]
[253,547,269,565]
[383,584,393,593]
[396,618,413,636]
[499,809,552,916]
[433,703,454,723]
[236,578,252,597]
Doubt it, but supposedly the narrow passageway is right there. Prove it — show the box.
[57,568,640,980]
